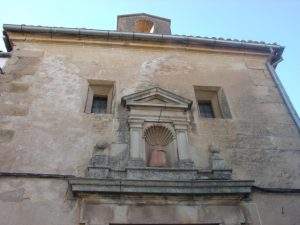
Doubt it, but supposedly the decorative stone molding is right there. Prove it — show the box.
[174,159,195,169]
[79,143,252,198]
[143,122,176,138]
[69,178,254,197]
[121,86,192,110]
[75,88,252,200]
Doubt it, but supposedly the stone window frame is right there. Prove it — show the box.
[194,85,232,119]
[84,80,115,114]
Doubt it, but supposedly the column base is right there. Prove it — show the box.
[175,159,195,169]
[127,158,146,167]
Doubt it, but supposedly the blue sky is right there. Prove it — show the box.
[0,0,299,115]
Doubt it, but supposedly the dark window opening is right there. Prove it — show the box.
[198,101,215,118]
[91,96,107,114]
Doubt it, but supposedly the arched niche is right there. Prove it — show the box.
[143,124,177,167]
[134,19,154,33]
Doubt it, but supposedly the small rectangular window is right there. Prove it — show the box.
[194,86,232,119]
[85,80,115,114]
[198,101,215,118]
[91,96,108,114]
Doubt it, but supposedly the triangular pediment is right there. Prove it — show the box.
[121,87,192,110]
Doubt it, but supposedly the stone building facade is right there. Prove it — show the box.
[0,13,299,225]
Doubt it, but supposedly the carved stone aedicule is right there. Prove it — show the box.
[122,87,194,168]
[87,88,234,181]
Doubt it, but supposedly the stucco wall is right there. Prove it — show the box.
[0,177,77,225]
[252,192,300,225]
[0,39,299,224]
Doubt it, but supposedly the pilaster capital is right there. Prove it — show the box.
[128,119,144,128]
[174,122,188,131]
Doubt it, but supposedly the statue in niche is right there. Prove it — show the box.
[144,125,174,167]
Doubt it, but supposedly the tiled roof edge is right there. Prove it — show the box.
[3,24,283,53]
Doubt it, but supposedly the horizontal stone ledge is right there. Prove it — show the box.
[69,178,254,196]
[87,166,204,172]
[125,167,200,172]
[69,178,254,187]
[87,166,216,180]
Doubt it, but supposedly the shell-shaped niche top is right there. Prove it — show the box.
[144,125,174,146]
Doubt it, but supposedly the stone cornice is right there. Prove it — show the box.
[121,87,193,110]
[69,178,254,197]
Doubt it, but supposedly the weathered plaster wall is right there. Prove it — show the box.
[0,39,299,224]
[252,192,300,225]
[0,178,77,225]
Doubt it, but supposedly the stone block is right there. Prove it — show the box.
[127,205,176,224]
[212,170,232,180]
[174,159,195,169]
[14,49,44,58]
[248,69,275,87]
[0,104,28,116]
[10,82,30,93]
[0,129,15,143]
[233,134,300,150]
[230,147,300,187]
[5,56,41,76]
[127,158,145,167]
[245,58,266,70]
[126,167,198,180]
[234,120,299,138]
[87,167,110,178]
[85,204,114,225]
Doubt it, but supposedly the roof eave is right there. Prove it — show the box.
[2,24,284,60]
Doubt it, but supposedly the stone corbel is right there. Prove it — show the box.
[210,144,232,179]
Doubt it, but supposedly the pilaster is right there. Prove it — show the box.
[174,123,194,168]
[128,119,145,164]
